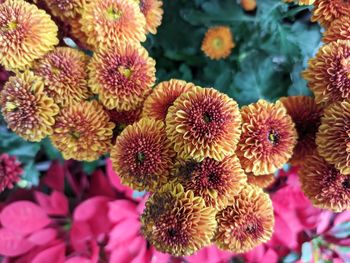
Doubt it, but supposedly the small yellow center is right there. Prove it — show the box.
[7,21,17,30]
[212,37,224,50]
[106,7,122,21]
[118,66,133,78]
[70,131,81,139]
[51,66,61,75]
[5,102,17,111]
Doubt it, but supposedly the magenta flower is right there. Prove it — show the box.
[0,153,23,192]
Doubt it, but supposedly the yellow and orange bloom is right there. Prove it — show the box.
[166,87,242,162]
[110,118,175,192]
[141,183,217,256]
[240,0,257,11]
[237,100,297,175]
[0,0,58,70]
[68,16,93,50]
[201,26,235,60]
[316,100,350,175]
[43,0,86,20]
[142,79,196,121]
[299,154,350,212]
[33,47,91,107]
[172,155,247,210]
[80,0,146,49]
[0,71,59,142]
[303,40,350,105]
[214,185,274,253]
[311,0,350,27]
[138,0,163,34]
[280,96,323,165]
[88,43,156,111]
[247,173,275,189]
[323,16,350,43]
[284,0,315,5]
[51,100,115,161]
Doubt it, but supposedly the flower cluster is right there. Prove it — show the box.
[301,1,350,212]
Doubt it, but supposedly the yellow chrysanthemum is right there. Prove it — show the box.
[88,43,156,111]
[50,100,115,161]
[33,47,91,106]
[166,87,242,162]
[214,185,274,253]
[247,173,275,189]
[137,0,163,34]
[323,16,350,43]
[141,183,217,256]
[0,71,59,142]
[237,99,297,175]
[80,0,146,49]
[142,79,196,121]
[43,0,86,20]
[311,0,350,27]
[0,0,58,70]
[201,26,235,60]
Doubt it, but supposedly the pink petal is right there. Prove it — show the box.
[88,170,115,198]
[0,201,51,235]
[316,211,333,234]
[106,219,140,250]
[108,200,138,223]
[0,228,34,256]
[35,191,69,216]
[32,243,65,263]
[43,161,65,192]
[334,211,350,226]
[28,228,57,245]
[261,248,278,263]
[65,257,90,263]
[74,196,111,222]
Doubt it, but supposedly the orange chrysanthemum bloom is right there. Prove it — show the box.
[80,0,146,49]
[247,173,275,189]
[172,155,247,210]
[240,0,256,11]
[201,26,235,60]
[110,118,175,192]
[303,40,350,105]
[214,185,274,253]
[166,87,242,162]
[142,79,196,121]
[141,183,217,256]
[316,100,350,175]
[0,0,58,70]
[138,0,163,34]
[51,100,115,161]
[237,100,297,175]
[284,0,315,5]
[311,0,350,27]
[33,47,91,106]
[88,43,156,111]
[43,0,86,20]
[280,96,323,165]
[0,71,59,142]
[299,154,350,212]
[323,16,350,43]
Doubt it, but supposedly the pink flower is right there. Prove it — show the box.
[0,153,22,192]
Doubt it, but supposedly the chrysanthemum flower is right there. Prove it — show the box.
[280,96,323,165]
[201,26,235,60]
[110,118,175,192]
[80,0,146,49]
[138,0,163,34]
[142,79,196,121]
[68,16,92,50]
[303,40,350,105]
[237,99,297,175]
[323,16,350,43]
[172,155,247,210]
[299,154,350,212]
[316,100,350,175]
[247,173,275,189]
[0,0,58,70]
[311,0,350,27]
[214,185,274,253]
[88,43,156,111]
[284,0,315,5]
[0,71,59,142]
[141,183,217,256]
[51,100,115,161]
[166,87,242,162]
[33,47,91,106]
[44,0,86,20]
[240,0,256,11]
[0,153,22,192]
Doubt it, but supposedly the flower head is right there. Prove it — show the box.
[68,16,93,50]
[247,173,275,189]
[311,0,350,27]
[88,43,156,111]
[284,0,315,5]
[142,79,196,121]
[80,0,146,49]
[138,0,163,34]
[50,100,115,161]
[323,16,350,43]
[280,96,323,165]
[237,100,297,175]
[141,183,217,256]
[172,155,247,210]
[201,26,235,60]
[299,154,350,212]
[316,100,350,175]
[110,118,175,192]
[0,71,59,142]
[303,40,350,105]
[33,47,91,106]
[214,185,274,253]
[166,87,242,161]
[240,0,256,11]
[0,0,58,70]
[0,153,22,192]
[43,0,86,20]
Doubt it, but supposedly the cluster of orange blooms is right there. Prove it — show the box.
[0,0,349,258]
